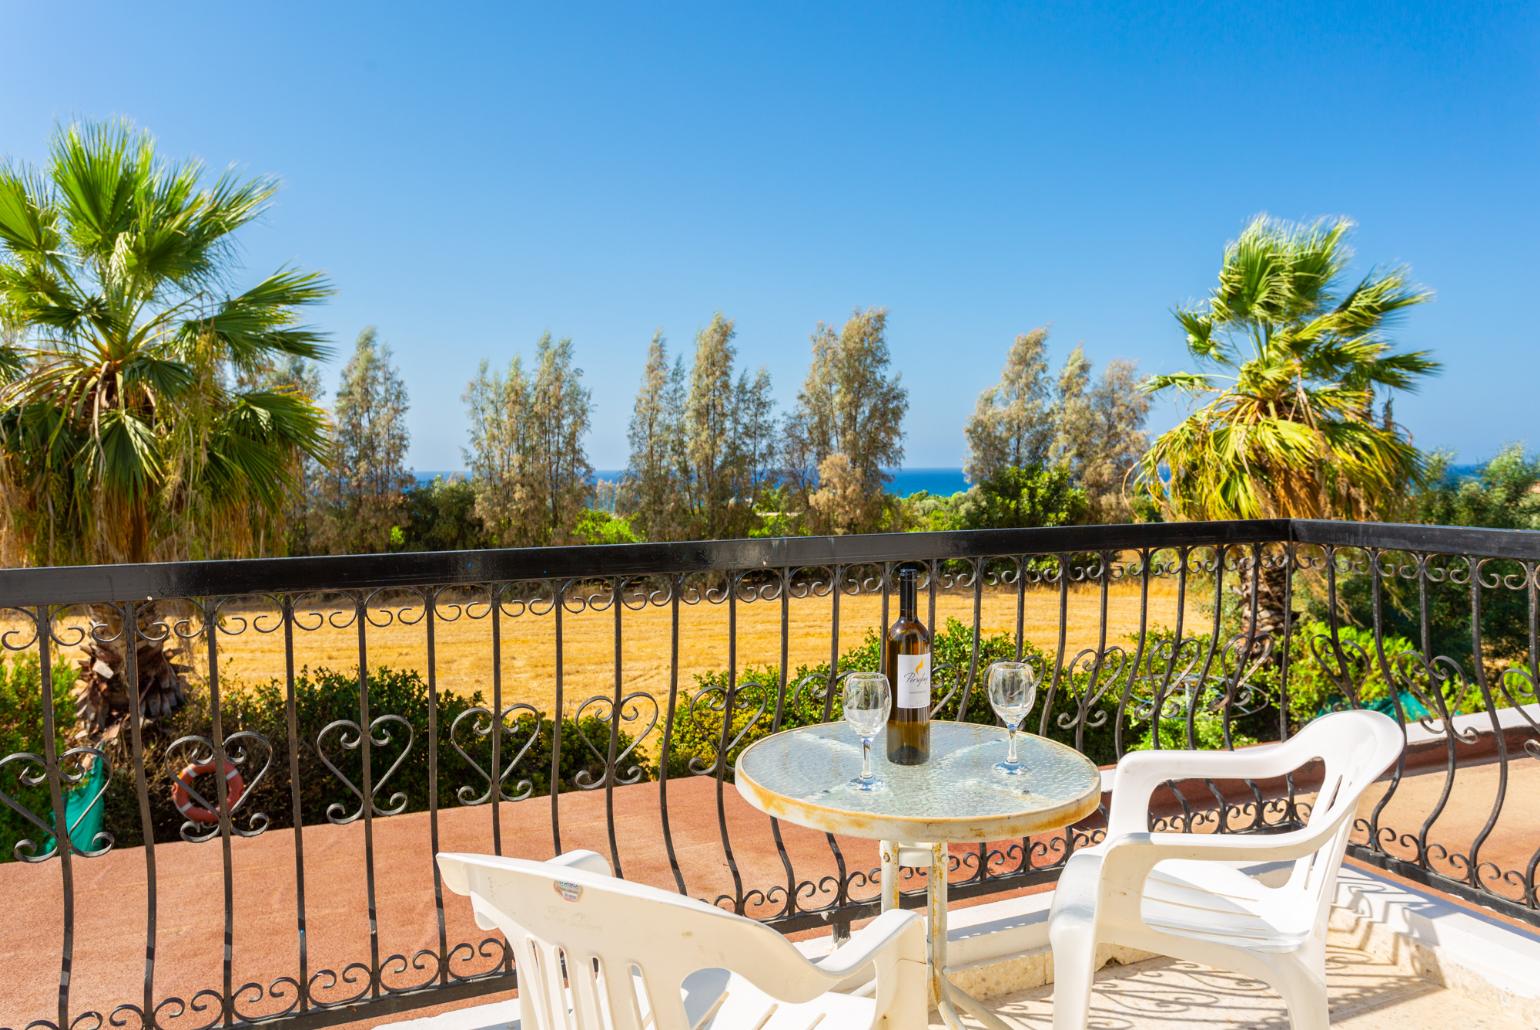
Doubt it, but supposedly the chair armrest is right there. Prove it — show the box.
[813,910,926,979]
[548,849,612,876]
[1107,742,1301,836]
[1097,825,1341,896]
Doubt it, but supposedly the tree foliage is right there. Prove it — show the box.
[311,327,411,553]
[966,329,1148,523]
[0,120,332,567]
[790,308,907,533]
[464,334,591,547]
[1138,215,1438,522]
[622,332,688,539]
[1052,350,1149,521]
[965,327,1052,482]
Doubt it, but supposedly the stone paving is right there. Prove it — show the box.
[932,941,1529,1029]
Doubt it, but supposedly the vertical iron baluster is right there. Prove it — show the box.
[1279,542,1301,827]
[959,558,984,720]
[119,601,158,1024]
[604,577,624,877]
[1189,545,1225,751]
[424,589,449,984]
[352,595,382,997]
[549,581,565,855]
[1224,544,1265,830]
[714,574,746,912]
[489,586,502,857]
[1411,553,1456,865]
[822,565,850,928]
[1364,549,1409,854]
[1113,549,1152,761]
[1523,561,1540,910]
[1036,553,1069,736]
[201,602,240,1025]
[657,574,688,895]
[37,607,74,1030]
[766,568,798,917]
[281,597,310,1010]
[1464,558,1509,890]
[969,559,987,884]
[1014,554,1026,661]
[1014,553,1035,876]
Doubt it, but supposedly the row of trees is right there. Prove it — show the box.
[296,306,1154,552]
[0,121,1464,746]
[623,309,906,539]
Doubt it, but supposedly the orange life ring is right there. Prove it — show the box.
[171,761,244,825]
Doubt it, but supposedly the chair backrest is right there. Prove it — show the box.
[437,851,833,1030]
[1277,710,1404,929]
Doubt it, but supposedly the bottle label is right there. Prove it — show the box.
[896,652,931,709]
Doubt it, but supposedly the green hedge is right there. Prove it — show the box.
[96,666,648,850]
[0,653,76,862]
[664,619,1128,778]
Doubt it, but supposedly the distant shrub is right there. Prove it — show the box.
[96,666,645,850]
[665,618,1126,778]
[0,653,76,862]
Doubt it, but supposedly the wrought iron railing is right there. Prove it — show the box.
[0,519,1535,1029]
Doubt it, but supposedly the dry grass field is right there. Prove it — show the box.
[21,579,1205,713]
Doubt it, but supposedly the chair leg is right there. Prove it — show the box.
[1272,961,1330,1030]
[1048,921,1097,1030]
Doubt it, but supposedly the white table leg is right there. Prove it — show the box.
[878,842,1012,1030]
[881,839,900,912]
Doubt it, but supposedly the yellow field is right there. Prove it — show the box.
[23,579,1202,713]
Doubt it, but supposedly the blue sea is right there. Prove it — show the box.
[416,463,1485,497]
[416,467,972,497]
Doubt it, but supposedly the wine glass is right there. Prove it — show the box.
[987,661,1037,775]
[842,671,892,791]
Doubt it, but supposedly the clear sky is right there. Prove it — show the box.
[2,2,1535,470]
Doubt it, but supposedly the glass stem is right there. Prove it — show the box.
[862,738,873,780]
[1007,724,1019,765]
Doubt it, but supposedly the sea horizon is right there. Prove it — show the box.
[414,462,1487,499]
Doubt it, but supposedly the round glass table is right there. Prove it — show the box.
[735,721,1102,1029]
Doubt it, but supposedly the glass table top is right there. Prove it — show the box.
[734,721,1103,842]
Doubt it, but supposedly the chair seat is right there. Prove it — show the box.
[1139,859,1311,953]
[376,968,878,1029]
[686,968,879,1028]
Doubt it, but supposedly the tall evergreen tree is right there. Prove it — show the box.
[964,327,1053,482]
[684,314,740,537]
[622,331,686,539]
[789,308,907,533]
[1052,351,1149,521]
[312,328,412,553]
[530,333,592,544]
[464,356,539,546]
[731,365,778,520]
[464,334,591,547]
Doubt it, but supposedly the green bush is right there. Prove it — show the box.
[1260,619,1483,724]
[0,653,76,861]
[397,476,488,552]
[664,618,1127,778]
[97,666,647,849]
[574,508,640,545]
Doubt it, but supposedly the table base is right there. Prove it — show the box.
[881,840,1014,1030]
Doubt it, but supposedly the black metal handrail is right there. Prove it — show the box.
[0,518,1534,1030]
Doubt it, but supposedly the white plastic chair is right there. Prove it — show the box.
[436,849,928,1029]
[1048,709,1404,1030]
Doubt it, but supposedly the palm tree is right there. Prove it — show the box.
[0,121,331,745]
[1137,215,1439,638]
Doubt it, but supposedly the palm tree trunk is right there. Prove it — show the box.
[1238,558,1292,652]
[73,602,188,747]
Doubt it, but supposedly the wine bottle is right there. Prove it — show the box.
[885,564,931,765]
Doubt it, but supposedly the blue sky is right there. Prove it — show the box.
[2,2,1535,469]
